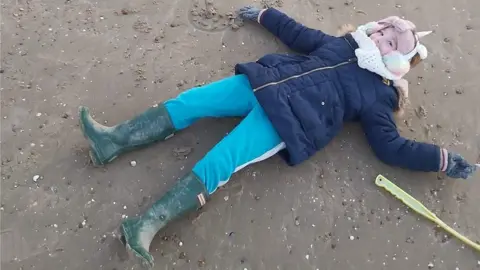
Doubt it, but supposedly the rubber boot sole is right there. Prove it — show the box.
[118,219,155,269]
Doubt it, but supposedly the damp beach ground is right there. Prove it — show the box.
[1,0,480,269]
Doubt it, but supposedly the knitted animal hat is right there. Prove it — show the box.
[364,16,432,78]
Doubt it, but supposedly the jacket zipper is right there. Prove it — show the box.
[253,58,357,92]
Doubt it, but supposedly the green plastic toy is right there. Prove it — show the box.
[375,174,480,253]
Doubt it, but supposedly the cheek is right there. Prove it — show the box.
[378,44,393,56]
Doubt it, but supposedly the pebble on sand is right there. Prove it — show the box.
[130,160,137,167]
[428,262,434,269]
[349,235,354,240]
[33,175,40,182]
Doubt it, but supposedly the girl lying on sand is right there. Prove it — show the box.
[78,6,477,268]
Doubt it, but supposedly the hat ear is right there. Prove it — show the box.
[362,22,382,35]
[378,16,401,25]
[417,31,432,38]
[378,16,416,32]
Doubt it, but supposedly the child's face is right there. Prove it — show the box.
[369,27,398,56]
[370,26,416,56]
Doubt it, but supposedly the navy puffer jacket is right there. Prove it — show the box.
[235,8,441,172]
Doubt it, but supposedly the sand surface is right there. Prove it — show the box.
[1,0,480,269]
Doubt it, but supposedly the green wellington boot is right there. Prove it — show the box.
[119,171,208,269]
[78,104,176,166]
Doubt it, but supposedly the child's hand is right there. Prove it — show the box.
[445,152,477,179]
[237,6,262,21]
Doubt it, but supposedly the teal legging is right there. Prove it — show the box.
[164,75,285,194]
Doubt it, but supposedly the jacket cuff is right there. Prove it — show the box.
[257,9,267,23]
[440,148,448,172]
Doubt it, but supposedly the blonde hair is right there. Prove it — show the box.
[409,53,422,69]
[393,53,422,117]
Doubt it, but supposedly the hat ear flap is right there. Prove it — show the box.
[383,51,411,77]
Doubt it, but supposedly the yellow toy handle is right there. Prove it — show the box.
[375,175,480,253]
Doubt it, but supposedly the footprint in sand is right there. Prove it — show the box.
[188,0,240,32]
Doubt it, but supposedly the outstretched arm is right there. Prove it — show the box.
[360,102,476,178]
[238,6,335,54]
[361,102,441,172]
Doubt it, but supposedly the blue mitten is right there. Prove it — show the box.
[445,152,477,179]
[237,6,262,21]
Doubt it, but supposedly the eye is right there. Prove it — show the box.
[380,30,384,36]
[388,41,393,47]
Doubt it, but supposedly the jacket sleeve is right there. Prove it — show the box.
[258,8,335,54]
[360,101,441,172]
